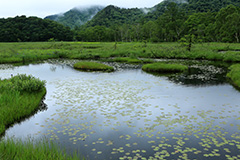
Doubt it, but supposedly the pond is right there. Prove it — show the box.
[1,60,240,160]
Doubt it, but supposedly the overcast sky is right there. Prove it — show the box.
[0,0,163,18]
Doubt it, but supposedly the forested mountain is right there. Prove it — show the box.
[44,6,104,29]
[0,16,73,42]
[83,0,240,28]
[84,5,145,27]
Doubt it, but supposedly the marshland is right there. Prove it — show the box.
[0,42,240,160]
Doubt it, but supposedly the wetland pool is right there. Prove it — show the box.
[1,60,240,160]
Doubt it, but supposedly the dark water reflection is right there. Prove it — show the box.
[0,60,240,160]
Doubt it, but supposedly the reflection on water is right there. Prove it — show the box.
[1,60,240,160]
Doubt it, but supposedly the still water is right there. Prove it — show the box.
[1,60,240,160]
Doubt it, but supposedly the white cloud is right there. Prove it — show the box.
[0,0,162,18]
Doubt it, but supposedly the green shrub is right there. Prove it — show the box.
[142,63,188,73]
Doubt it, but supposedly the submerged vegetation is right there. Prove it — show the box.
[227,64,240,88]
[142,63,188,73]
[74,61,114,72]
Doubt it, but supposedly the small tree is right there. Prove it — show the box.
[179,34,195,51]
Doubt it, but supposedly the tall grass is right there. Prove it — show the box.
[0,138,81,160]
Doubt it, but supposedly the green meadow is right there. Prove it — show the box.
[1,42,240,64]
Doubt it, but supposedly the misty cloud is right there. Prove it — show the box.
[1,0,163,18]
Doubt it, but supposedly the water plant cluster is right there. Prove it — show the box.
[73,61,114,72]
[142,63,188,73]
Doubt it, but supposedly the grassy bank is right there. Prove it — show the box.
[0,74,46,135]
[142,63,188,73]
[227,64,240,88]
[74,61,114,72]
[1,42,240,64]
[0,74,81,160]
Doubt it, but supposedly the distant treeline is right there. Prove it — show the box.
[1,3,240,43]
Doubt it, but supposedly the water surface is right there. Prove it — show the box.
[1,60,240,160]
